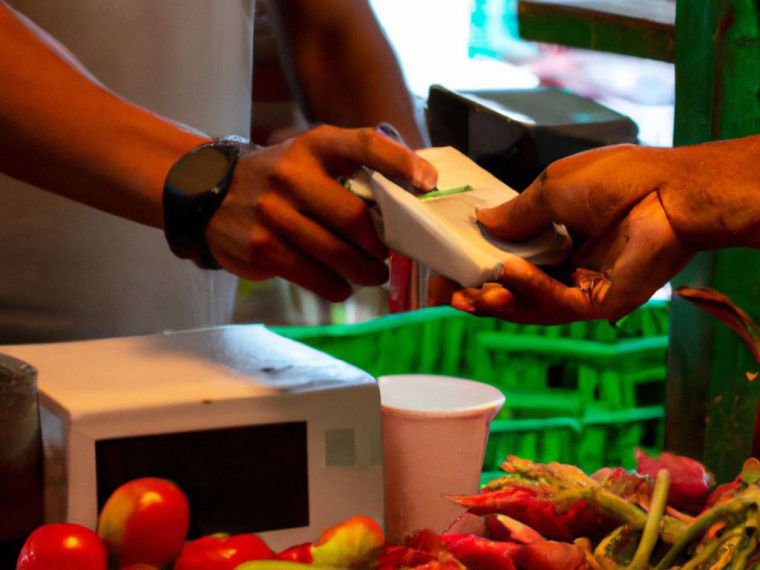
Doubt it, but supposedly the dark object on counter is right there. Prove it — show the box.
[0,354,44,567]
[426,85,639,191]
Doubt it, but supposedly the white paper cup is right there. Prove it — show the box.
[378,374,505,544]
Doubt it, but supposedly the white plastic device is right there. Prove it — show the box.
[1,325,382,549]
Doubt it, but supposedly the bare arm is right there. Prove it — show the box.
[453,137,760,324]
[0,0,207,228]
[658,136,760,250]
[268,0,427,148]
[0,1,437,300]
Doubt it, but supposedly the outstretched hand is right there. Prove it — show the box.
[452,144,697,324]
[206,125,437,302]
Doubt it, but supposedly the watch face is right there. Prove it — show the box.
[166,145,236,196]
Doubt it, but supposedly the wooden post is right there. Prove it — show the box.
[518,0,675,61]
[666,0,760,483]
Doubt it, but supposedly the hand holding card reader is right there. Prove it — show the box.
[349,146,572,288]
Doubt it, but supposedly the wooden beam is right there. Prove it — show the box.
[518,0,676,61]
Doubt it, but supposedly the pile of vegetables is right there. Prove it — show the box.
[15,476,391,570]
[17,450,760,569]
[17,287,759,569]
[442,451,760,569]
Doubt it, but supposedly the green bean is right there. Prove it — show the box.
[729,532,757,570]
[680,527,743,569]
[655,490,760,570]
[627,470,670,570]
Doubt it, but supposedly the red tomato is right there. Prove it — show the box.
[173,533,274,570]
[16,523,108,570]
[97,478,189,567]
[119,565,160,570]
[276,542,313,563]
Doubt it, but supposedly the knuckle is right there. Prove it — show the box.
[288,130,316,153]
[312,124,334,137]
[255,191,278,214]
[286,134,306,152]
[267,160,294,187]
[357,128,380,153]
[617,143,638,152]
[540,163,556,184]
[305,124,336,143]
[253,200,275,223]
[531,169,552,205]
[247,227,275,257]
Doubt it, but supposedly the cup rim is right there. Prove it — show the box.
[377,374,505,418]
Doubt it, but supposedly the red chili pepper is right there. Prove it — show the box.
[514,540,590,570]
[448,487,539,514]
[376,529,466,570]
[485,514,544,545]
[441,533,518,570]
[450,488,608,541]
[376,544,437,568]
[406,528,447,553]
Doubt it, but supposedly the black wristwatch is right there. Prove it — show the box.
[163,138,245,269]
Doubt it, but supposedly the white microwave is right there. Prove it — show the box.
[2,325,383,550]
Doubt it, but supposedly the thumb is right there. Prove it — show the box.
[477,177,554,241]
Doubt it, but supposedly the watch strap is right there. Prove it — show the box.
[163,139,244,270]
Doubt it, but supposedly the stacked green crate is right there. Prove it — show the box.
[270,301,670,474]
[271,306,499,378]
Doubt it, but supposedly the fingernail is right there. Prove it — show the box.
[375,122,403,143]
[413,163,438,191]
[413,176,433,192]
[452,298,475,313]
[451,292,475,312]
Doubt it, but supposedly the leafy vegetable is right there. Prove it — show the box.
[674,286,760,365]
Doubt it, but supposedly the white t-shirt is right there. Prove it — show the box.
[1,0,254,343]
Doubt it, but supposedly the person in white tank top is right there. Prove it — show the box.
[0,0,431,342]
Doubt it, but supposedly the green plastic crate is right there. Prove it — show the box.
[270,301,670,473]
[481,416,583,484]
